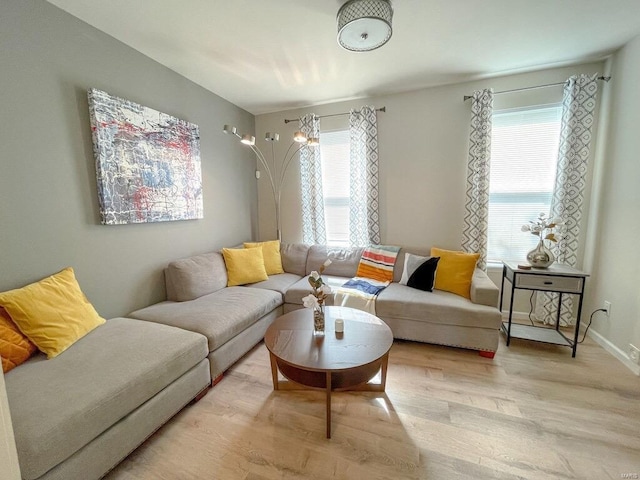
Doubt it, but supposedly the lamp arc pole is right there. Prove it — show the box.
[223,125,319,241]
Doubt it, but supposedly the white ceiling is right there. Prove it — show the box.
[47,0,640,115]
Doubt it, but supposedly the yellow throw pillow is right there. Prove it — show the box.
[0,268,106,359]
[431,247,480,299]
[244,240,284,275]
[0,307,37,373]
[222,248,269,286]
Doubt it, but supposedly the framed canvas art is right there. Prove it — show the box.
[88,88,203,224]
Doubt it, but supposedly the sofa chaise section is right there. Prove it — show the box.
[5,317,210,480]
[372,247,502,355]
[376,283,502,354]
[280,244,502,356]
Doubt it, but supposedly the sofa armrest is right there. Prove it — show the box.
[470,268,499,307]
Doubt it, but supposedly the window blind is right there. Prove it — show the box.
[319,130,350,246]
[488,105,562,262]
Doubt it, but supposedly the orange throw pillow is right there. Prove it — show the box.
[0,307,37,373]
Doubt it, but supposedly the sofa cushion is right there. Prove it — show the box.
[307,245,364,277]
[280,243,310,276]
[130,287,282,352]
[0,267,105,359]
[246,273,303,297]
[5,317,207,480]
[376,283,501,330]
[165,252,228,301]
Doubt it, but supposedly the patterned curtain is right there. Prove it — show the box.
[349,106,380,247]
[299,114,326,245]
[462,89,493,270]
[536,74,599,325]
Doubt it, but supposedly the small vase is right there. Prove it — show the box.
[526,239,555,269]
[313,305,325,335]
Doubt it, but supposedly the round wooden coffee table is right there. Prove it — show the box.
[264,306,393,438]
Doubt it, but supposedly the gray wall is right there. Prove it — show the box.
[0,1,257,318]
[255,63,604,249]
[256,62,604,315]
[583,34,640,373]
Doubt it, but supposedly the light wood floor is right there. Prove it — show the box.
[105,334,640,480]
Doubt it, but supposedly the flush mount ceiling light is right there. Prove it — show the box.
[337,0,393,52]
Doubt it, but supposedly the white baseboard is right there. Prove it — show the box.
[588,329,640,376]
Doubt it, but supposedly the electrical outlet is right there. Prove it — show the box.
[603,301,611,317]
[629,344,640,365]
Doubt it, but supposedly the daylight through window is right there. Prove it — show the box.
[319,129,350,246]
[488,105,562,262]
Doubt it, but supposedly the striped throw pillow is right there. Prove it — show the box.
[356,245,401,282]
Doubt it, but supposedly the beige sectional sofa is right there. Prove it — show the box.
[130,243,502,389]
[5,242,501,480]
[281,245,502,356]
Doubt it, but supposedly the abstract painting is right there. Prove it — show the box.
[88,88,203,224]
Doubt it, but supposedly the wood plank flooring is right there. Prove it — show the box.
[105,334,640,480]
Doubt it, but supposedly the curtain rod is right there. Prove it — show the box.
[283,106,386,124]
[462,76,611,101]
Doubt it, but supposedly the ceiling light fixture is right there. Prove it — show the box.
[337,0,393,52]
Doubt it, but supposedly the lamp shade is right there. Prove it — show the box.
[337,0,393,52]
[293,131,308,143]
[241,134,255,146]
[223,125,237,135]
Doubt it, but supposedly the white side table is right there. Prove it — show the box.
[499,261,589,357]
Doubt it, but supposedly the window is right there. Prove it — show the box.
[319,130,350,246]
[488,105,562,262]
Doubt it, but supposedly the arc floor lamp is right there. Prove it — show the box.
[223,125,319,241]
